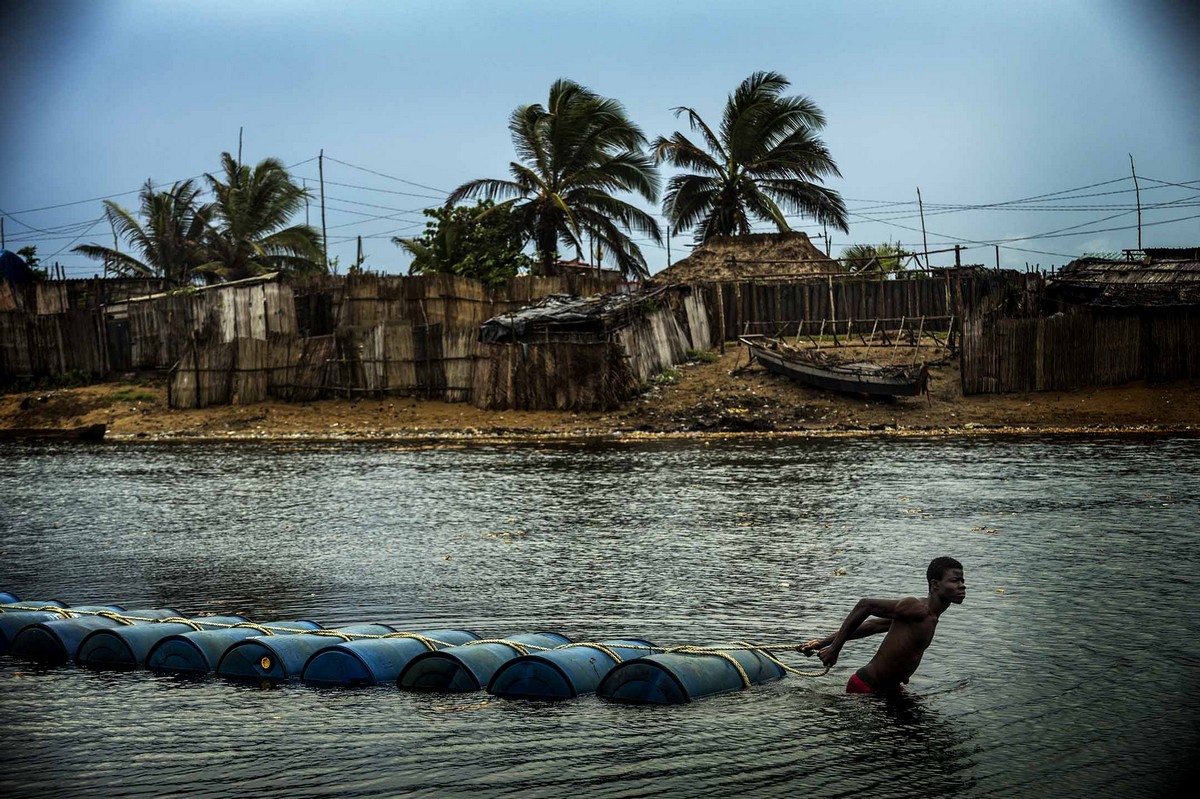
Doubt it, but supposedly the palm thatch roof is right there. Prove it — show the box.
[648,231,839,285]
[1050,256,1200,307]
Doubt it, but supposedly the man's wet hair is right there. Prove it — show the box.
[927,557,963,584]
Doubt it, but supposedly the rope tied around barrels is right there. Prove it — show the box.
[463,638,538,656]
[381,632,453,651]
[0,605,831,676]
[232,622,275,636]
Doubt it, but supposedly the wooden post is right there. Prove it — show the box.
[890,315,906,364]
[911,315,926,366]
[319,149,329,270]
[1129,153,1142,250]
[716,283,726,354]
[954,245,961,267]
[827,275,839,346]
[917,187,930,268]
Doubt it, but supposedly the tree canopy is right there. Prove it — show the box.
[840,242,911,277]
[654,71,849,245]
[195,153,324,282]
[73,154,324,284]
[445,78,662,279]
[393,200,533,285]
[73,179,212,283]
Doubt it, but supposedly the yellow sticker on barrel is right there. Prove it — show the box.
[260,656,272,670]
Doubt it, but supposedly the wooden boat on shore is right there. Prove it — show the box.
[0,423,107,442]
[739,335,928,398]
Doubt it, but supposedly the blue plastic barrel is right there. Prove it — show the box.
[217,624,396,683]
[302,629,480,687]
[77,615,248,669]
[0,592,21,604]
[398,632,571,692]
[1,605,124,655]
[597,646,786,704]
[147,619,322,675]
[488,639,657,701]
[9,608,181,666]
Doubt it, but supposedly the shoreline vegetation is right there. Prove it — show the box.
[3,347,1195,443]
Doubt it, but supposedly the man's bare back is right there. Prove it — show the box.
[805,558,966,693]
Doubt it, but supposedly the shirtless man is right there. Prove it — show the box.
[804,557,966,694]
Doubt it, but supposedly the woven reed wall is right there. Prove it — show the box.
[960,309,1200,395]
[471,338,636,411]
[0,311,107,380]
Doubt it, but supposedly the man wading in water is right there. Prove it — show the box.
[804,557,966,694]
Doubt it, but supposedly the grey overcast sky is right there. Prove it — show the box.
[1,0,1197,278]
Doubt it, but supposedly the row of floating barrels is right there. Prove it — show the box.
[0,593,785,704]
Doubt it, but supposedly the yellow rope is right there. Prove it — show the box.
[159,617,204,631]
[95,611,135,626]
[556,642,628,662]
[463,638,543,655]
[232,622,274,635]
[380,632,452,651]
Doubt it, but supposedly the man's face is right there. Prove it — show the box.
[934,568,967,604]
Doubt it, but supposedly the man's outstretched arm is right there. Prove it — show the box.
[802,617,891,654]
[818,597,924,667]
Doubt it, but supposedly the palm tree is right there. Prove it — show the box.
[73,179,211,284]
[653,71,850,245]
[445,79,662,279]
[196,153,324,282]
[841,242,911,277]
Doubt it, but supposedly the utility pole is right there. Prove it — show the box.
[916,187,930,269]
[1129,153,1142,250]
[356,235,363,272]
[954,245,961,267]
[1,216,5,249]
[238,126,243,166]
[319,149,328,269]
[995,245,1000,270]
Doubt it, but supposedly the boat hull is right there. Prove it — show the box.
[747,343,927,398]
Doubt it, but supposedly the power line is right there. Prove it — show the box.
[291,175,445,201]
[323,156,448,194]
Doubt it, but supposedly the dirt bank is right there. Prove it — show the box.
[2,343,1197,441]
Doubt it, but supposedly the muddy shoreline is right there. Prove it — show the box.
[3,347,1197,443]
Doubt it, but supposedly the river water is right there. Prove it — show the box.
[1,436,1197,798]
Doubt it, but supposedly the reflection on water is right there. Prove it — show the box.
[1,436,1198,797]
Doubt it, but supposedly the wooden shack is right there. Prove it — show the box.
[960,251,1200,394]
[472,286,716,411]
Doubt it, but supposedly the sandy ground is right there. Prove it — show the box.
[2,341,1197,442]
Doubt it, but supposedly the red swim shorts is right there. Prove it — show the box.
[846,672,874,694]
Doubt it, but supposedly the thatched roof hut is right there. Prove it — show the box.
[1050,255,1200,307]
[649,231,839,285]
